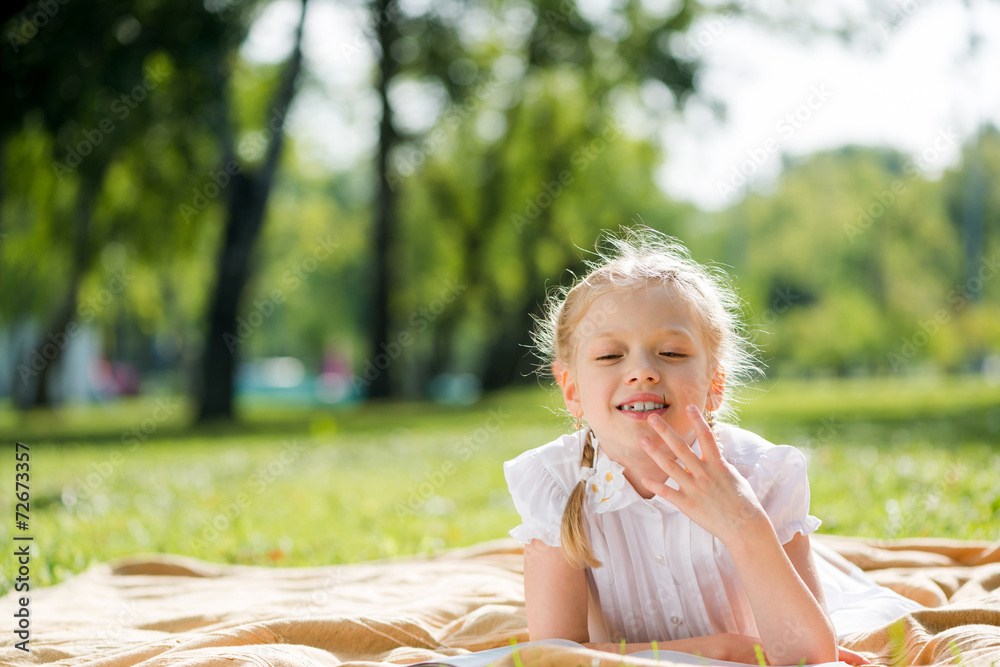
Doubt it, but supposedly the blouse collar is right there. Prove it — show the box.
[580,428,705,515]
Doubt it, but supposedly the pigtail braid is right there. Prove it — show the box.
[559,430,602,569]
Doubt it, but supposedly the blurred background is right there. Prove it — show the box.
[1,0,999,588]
[2,0,999,415]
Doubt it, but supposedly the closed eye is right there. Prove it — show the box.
[596,354,621,361]
[660,352,687,358]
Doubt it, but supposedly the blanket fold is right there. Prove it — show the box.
[2,535,998,666]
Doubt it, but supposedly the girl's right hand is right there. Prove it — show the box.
[639,406,769,548]
[641,407,840,665]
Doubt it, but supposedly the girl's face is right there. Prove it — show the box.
[557,285,723,456]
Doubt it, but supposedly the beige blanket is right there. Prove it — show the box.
[2,535,999,666]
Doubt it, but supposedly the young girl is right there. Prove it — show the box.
[504,229,920,665]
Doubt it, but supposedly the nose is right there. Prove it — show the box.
[627,352,660,384]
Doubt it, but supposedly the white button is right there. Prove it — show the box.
[671,615,683,625]
[655,555,665,565]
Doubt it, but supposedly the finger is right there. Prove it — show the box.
[639,437,688,479]
[640,473,684,507]
[837,647,871,666]
[686,404,723,463]
[646,413,702,471]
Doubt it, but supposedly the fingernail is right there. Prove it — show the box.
[647,413,661,424]
[686,404,698,414]
[639,437,651,448]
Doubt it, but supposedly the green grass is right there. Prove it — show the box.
[1,375,999,597]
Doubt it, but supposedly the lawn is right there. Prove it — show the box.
[1,374,999,597]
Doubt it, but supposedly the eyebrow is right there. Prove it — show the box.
[589,328,694,340]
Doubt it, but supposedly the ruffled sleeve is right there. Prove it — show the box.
[503,447,574,548]
[744,444,822,544]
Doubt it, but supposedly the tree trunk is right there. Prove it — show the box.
[423,102,526,385]
[479,223,549,390]
[960,130,984,295]
[195,0,307,422]
[480,292,544,390]
[195,174,268,420]
[366,0,399,399]
[19,161,107,408]
[480,124,568,390]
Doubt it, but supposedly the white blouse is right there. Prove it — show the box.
[504,424,920,643]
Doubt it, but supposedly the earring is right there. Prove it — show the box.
[704,409,716,429]
[573,413,585,430]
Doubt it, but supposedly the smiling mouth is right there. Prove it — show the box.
[616,401,668,413]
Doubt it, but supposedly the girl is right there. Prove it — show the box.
[504,229,920,665]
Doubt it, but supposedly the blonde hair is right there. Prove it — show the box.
[536,227,760,569]
[559,430,601,569]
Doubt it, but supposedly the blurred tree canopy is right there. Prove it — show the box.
[362,0,701,398]
[1,0,308,419]
[1,0,254,408]
[703,127,1000,377]
[1,0,997,419]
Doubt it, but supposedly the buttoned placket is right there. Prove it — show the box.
[644,500,689,637]
[592,432,705,641]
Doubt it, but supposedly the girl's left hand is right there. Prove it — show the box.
[640,405,768,547]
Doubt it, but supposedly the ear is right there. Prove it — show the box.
[552,361,583,420]
[707,366,726,411]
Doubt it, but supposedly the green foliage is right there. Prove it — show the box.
[238,164,370,367]
[0,115,70,319]
[2,0,999,407]
[711,133,1000,377]
[0,0,268,402]
[393,52,691,387]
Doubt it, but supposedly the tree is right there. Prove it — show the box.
[360,0,706,397]
[715,146,964,375]
[195,0,310,422]
[378,0,705,393]
[941,126,1000,370]
[0,0,252,408]
[362,0,483,398]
